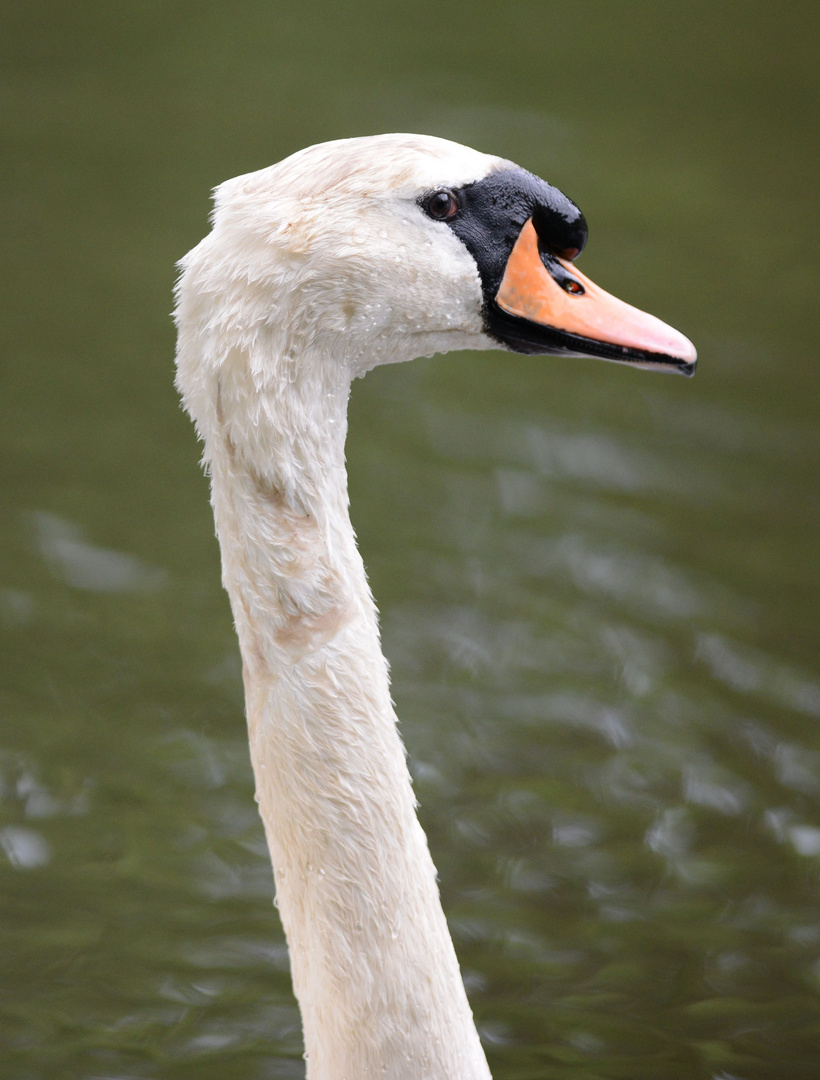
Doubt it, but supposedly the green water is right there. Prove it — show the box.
[2,3,819,1077]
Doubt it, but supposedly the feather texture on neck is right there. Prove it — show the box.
[174,139,495,1072]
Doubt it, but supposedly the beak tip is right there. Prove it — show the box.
[664,329,697,376]
[677,335,698,377]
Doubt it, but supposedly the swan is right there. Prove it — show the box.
[174,133,695,1079]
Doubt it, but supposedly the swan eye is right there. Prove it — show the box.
[423,190,459,221]
[562,278,585,295]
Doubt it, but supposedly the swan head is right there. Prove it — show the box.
[175,133,695,436]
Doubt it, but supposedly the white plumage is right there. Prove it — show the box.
[175,133,694,1079]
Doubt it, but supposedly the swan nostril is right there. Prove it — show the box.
[539,245,586,296]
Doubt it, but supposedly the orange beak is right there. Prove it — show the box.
[495,219,697,376]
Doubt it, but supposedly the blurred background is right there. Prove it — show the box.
[1,2,819,1077]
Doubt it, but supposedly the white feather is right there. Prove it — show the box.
[175,134,510,1079]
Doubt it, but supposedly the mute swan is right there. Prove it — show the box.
[174,133,695,1079]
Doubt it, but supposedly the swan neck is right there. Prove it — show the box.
[204,347,491,1079]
